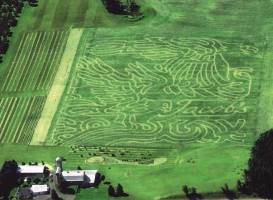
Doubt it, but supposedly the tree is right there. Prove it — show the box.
[129,1,140,15]
[0,0,40,62]
[0,160,20,199]
[238,129,273,198]
[43,167,50,177]
[183,185,189,197]
[102,0,127,15]
[221,184,237,200]
[116,183,129,197]
[94,173,102,187]
[182,185,203,200]
[108,185,116,197]
[77,166,82,170]
[33,177,41,184]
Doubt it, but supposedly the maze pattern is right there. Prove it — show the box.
[49,34,259,146]
[0,30,68,93]
[0,96,46,144]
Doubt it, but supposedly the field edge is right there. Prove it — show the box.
[30,28,83,145]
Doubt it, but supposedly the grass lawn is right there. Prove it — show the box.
[0,0,273,199]
[0,143,250,200]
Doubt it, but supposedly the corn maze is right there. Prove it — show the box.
[48,31,261,147]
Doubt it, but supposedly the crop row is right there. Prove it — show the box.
[0,96,46,144]
[0,30,68,93]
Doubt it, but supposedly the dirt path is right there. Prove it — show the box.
[30,28,83,145]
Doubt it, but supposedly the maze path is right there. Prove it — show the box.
[85,37,253,99]
[49,35,259,146]
[0,96,46,144]
[0,30,68,93]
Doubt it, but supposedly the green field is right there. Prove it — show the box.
[1,0,273,199]
[47,28,262,147]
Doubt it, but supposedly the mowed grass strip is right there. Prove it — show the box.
[51,0,71,28]
[71,0,89,27]
[28,0,127,30]
[32,0,49,30]
[31,29,83,145]
[0,96,46,144]
[0,30,68,93]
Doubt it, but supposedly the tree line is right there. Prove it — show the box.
[182,129,273,200]
[0,0,38,63]
[101,0,140,16]
[0,160,20,199]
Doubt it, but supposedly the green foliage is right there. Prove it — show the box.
[221,184,237,200]
[0,160,19,199]
[239,129,273,199]
[101,0,127,15]
[182,185,203,200]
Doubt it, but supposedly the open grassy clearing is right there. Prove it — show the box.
[0,143,250,200]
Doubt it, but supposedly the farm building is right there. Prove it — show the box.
[55,157,98,186]
[30,185,50,196]
[17,185,49,199]
[62,170,85,183]
[61,170,98,184]
[18,165,46,177]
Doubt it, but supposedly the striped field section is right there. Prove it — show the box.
[0,30,69,93]
[0,96,46,144]
[31,28,83,145]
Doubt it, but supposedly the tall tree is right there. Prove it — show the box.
[182,185,203,200]
[238,129,273,198]
[108,185,116,197]
[221,184,237,200]
[0,160,20,199]
[102,0,127,15]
